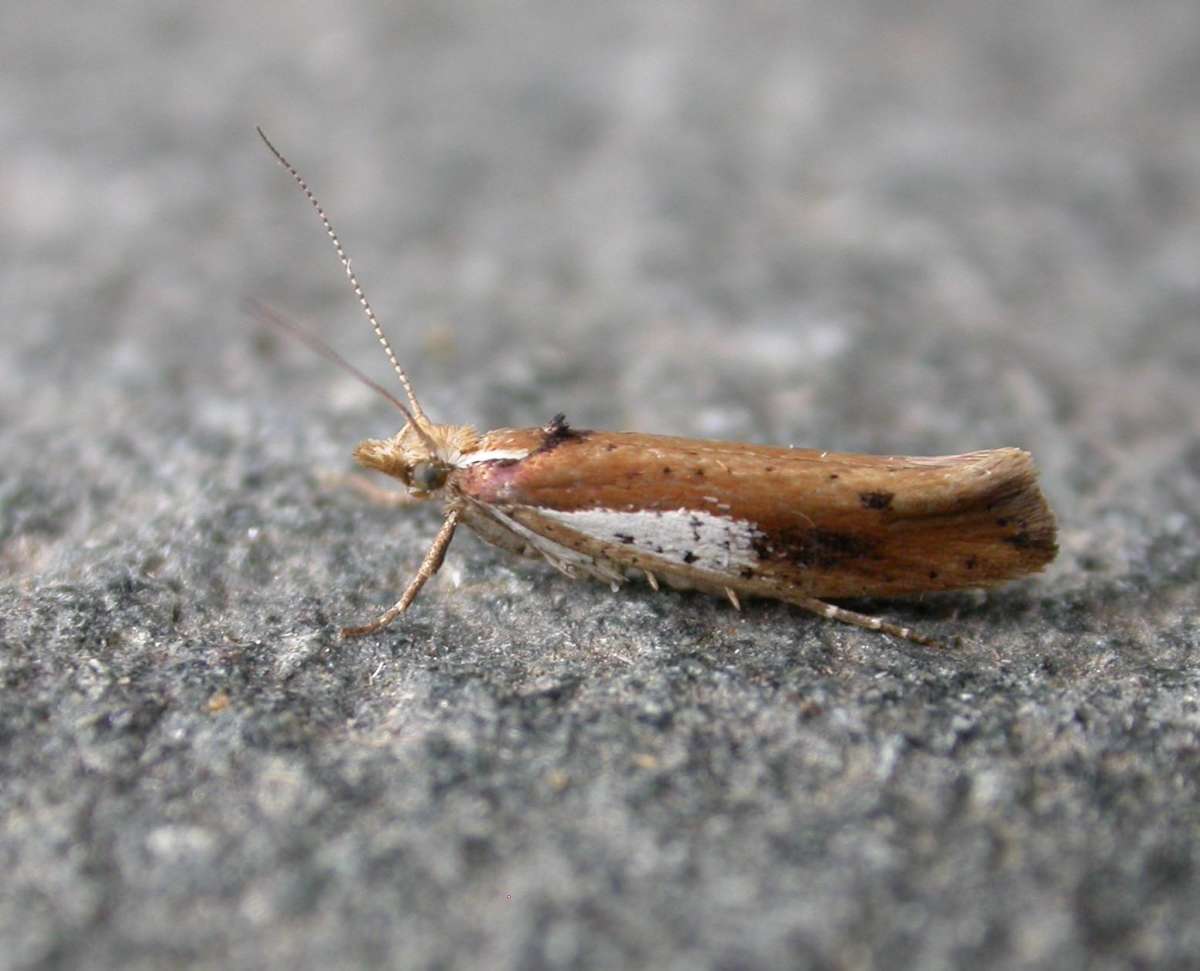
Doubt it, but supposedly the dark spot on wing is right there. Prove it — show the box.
[682,551,699,564]
[614,533,636,545]
[535,414,591,456]
[859,490,894,511]
[1005,529,1055,553]
[753,527,874,570]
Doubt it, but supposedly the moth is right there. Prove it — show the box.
[257,128,1058,648]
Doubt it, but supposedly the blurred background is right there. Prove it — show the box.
[7,2,1197,447]
[2,1,1198,968]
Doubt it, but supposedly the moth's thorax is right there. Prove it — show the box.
[354,421,481,491]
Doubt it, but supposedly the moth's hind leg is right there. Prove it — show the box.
[793,597,942,649]
[341,508,461,638]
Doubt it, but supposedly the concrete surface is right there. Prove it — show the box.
[2,2,1198,968]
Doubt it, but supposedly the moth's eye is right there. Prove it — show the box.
[410,461,448,492]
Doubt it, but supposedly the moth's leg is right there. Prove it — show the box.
[725,587,742,611]
[341,508,461,638]
[319,471,420,508]
[793,597,941,649]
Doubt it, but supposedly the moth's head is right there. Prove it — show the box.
[353,423,451,497]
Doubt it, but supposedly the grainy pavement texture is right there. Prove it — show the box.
[2,2,1198,969]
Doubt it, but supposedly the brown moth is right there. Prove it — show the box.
[257,128,1057,648]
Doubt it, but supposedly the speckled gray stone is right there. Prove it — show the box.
[2,3,1199,969]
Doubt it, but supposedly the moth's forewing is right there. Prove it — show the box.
[455,430,1057,599]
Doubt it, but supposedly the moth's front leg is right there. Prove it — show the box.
[341,507,461,638]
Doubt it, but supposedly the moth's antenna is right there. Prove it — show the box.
[256,126,430,426]
[246,300,440,453]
